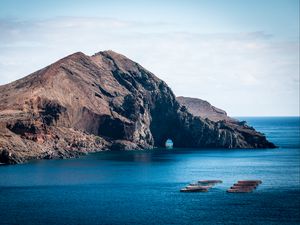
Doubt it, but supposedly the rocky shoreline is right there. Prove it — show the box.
[0,50,275,164]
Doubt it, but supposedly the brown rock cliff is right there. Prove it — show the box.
[0,50,276,164]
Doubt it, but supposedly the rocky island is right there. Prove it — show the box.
[0,50,275,164]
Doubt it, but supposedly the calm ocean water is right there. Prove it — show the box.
[0,117,299,225]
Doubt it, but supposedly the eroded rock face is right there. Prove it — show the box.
[176,96,276,148]
[0,50,275,164]
[176,96,234,122]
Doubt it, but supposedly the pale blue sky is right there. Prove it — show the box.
[0,0,299,116]
[0,0,298,36]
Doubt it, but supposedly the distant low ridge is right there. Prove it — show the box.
[0,50,275,164]
[177,96,236,122]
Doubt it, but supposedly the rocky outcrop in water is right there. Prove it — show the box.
[0,50,275,164]
[176,96,276,150]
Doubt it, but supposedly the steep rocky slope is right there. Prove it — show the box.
[176,96,276,150]
[0,50,275,164]
[177,96,235,122]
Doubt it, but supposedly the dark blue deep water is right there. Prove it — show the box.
[0,117,299,225]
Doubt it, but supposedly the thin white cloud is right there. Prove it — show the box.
[0,17,298,116]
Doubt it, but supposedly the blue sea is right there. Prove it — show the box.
[0,117,299,225]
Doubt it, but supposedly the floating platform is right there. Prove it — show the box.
[231,185,256,190]
[181,180,222,193]
[238,180,262,184]
[198,180,223,185]
[180,187,209,192]
[233,183,258,188]
[227,180,262,193]
[189,182,213,187]
[182,179,261,193]
[227,189,253,193]
[186,185,212,189]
